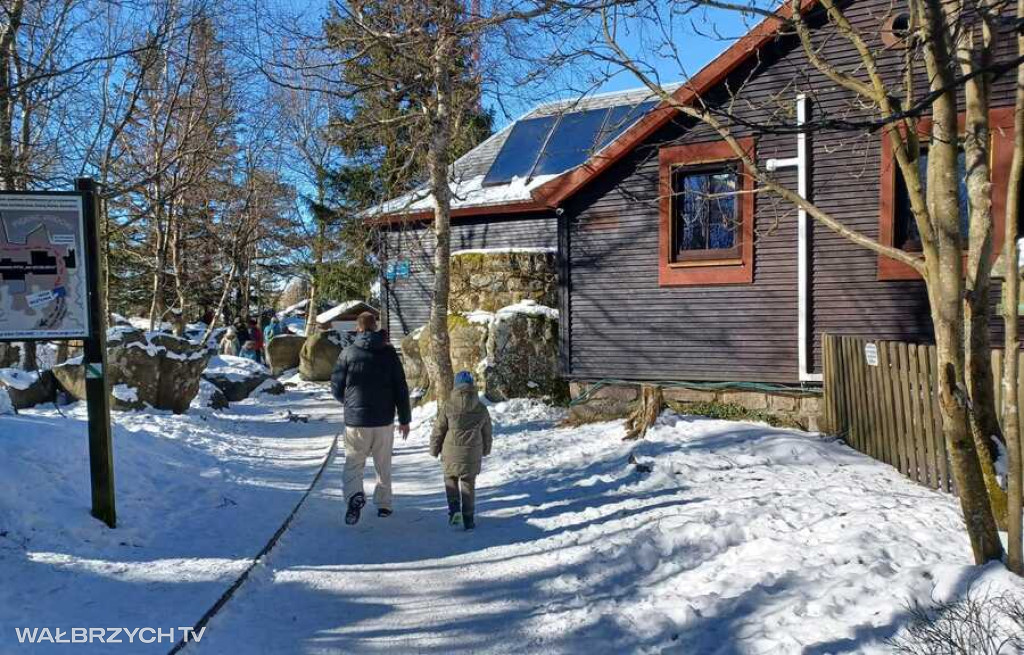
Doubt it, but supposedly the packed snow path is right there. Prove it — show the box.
[0,383,345,654]
[194,401,1024,654]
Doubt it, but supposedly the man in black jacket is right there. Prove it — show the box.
[330,312,412,525]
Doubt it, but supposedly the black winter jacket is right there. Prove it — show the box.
[331,330,412,428]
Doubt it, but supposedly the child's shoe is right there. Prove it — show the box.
[463,514,475,531]
[449,511,463,528]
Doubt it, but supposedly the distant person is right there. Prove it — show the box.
[430,371,492,531]
[239,340,259,362]
[219,327,240,356]
[249,318,264,364]
[264,316,284,344]
[331,312,411,525]
[235,318,250,348]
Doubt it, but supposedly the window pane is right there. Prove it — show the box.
[674,167,738,255]
[482,116,557,187]
[896,149,969,249]
[708,172,737,249]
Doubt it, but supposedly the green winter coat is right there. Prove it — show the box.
[430,383,493,477]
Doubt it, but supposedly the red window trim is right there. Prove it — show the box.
[658,138,756,286]
[878,107,1015,281]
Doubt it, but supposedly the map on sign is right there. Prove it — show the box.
[0,194,89,340]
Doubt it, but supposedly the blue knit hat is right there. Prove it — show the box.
[454,371,474,386]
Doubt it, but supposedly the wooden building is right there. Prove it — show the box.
[374,0,1019,388]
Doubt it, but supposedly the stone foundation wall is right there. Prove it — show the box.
[568,381,824,432]
[449,250,557,313]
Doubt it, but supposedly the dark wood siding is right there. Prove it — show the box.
[561,0,1018,384]
[382,212,557,337]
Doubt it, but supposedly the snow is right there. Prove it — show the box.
[0,368,39,391]
[278,299,309,316]
[464,309,495,325]
[451,246,557,257]
[192,403,1024,654]
[370,173,560,216]
[315,300,374,326]
[205,355,268,381]
[0,388,12,415]
[0,385,344,653]
[4,373,1024,652]
[494,299,559,321]
[111,384,139,404]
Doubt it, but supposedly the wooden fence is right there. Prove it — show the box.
[822,333,1024,493]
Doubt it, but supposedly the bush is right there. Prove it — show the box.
[671,401,784,427]
[887,591,1024,655]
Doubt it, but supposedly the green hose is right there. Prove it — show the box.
[568,378,821,407]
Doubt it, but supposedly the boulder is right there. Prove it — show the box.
[400,327,429,392]
[0,343,20,368]
[449,250,557,313]
[202,355,272,402]
[51,358,86,400]
[299,330,351,382]
[192,379,229,410]
[0,368,56,409]
[266,334,306,376]
[51,328,211,413]
[254,377,286,396]
[399,303,564,404]
[483,301,566,402]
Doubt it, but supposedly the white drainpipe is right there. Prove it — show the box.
[765,94,821,384]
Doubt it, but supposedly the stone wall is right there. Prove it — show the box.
[568,380,824,432]
[449,250,557,313]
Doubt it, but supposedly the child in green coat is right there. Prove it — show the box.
[430,371,492,530]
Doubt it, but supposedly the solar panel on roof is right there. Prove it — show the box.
[481,116,557,187]
[595,101,657,150]
[531,108,610,176]
[481,99,658,187]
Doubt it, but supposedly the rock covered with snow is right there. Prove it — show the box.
[266,334,306,376]
[0,367,56,410]
[449,249,558,313]
[485,301,565,402]
[299,329,352,382]
[51,328,211,413]
[202,355,272,402]
[191,378,229,410]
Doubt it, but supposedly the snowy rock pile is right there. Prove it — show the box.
[52,327,210,413]
[202,355,276,402]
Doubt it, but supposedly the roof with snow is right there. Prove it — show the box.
[315,300,379,326]
[370,85,678,218]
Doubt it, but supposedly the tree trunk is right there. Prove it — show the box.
[1002,0,1024,575]
[425,28,456,408]
[624,384,664,440]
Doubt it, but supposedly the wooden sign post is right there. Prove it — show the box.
[77,177,115,528]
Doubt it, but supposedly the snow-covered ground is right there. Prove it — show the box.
[188,401,1024,654]
[0,382,343,653]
